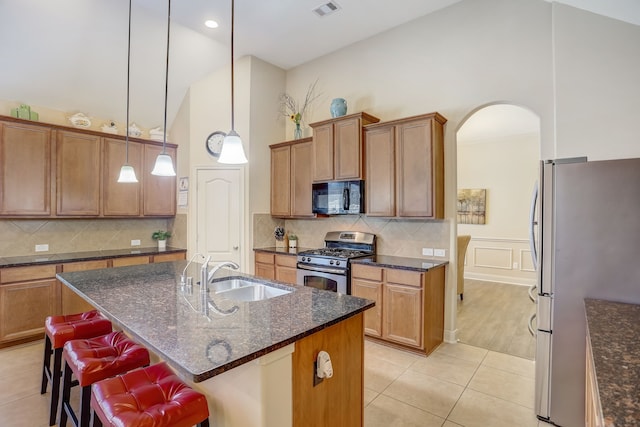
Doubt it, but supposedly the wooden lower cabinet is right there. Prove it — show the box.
[351,263,445,354]
[153,252,186,263]
[293,313,364,427]
[0,265,59,345]
[60,260,109,315]
[254,251,298,285]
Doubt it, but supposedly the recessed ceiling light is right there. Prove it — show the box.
[204,20,219,28]
[313,1,341,17]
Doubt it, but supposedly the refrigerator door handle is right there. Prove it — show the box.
[528,284,537,303]
[529,181,539,268]
[528,313,537,336]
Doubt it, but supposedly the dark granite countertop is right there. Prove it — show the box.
[57,261,374,383]
[584,299,640,427]
[0,247,186,268]
[253,246,313,255]
[351,255,448,272]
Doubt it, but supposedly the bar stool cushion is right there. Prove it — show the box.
[92,362,209,427]
[46,310,112,349]
[63,331,150,387]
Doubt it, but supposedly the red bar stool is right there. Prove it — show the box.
[59,331,150,427]
[91,362,209,427]
[41,310,112,426]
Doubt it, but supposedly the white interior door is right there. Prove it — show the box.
[196,168,243,267]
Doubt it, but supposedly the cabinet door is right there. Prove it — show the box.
[255,252,275,279]
[103,137,142,216]
[395,118,436,217]
[384,283,423,348]
[0,279,59,342]
[275,254,298,284]
[312,123,334,182]
[56,130,101,215]
[270,145,291,216]
[290,140,313,216]
[143,144,176,216]
[351,278,383,337]
[365,126,395,216]
[0,121,51,215]
[60,260,108,315]
[334,116,362,180]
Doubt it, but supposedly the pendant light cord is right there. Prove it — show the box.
[230,0,235,131]
[162,0,172,154]
[125,0,132,163]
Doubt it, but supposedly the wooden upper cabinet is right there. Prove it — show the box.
[365,126,395,216]
[310,112,379,183]
[270,138,314,218]
[0,120,51,215]
[56,130,101,216]
[270,144,291,217]
[142,144,176,216]
[364,113,446,219]
[102,138,142,216]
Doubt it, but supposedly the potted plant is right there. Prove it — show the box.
[152,230,171,251]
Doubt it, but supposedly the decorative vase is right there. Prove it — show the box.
[158,239,167,251]
[294,123,302,139]
[330,98,347,118]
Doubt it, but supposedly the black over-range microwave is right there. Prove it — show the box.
[312,180,364,215]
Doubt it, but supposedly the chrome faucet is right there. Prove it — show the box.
[181,253,204,285]
[200,258,240,289]
[207,261,240,283]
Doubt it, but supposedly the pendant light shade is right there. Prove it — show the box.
[118,0,138,183]
[217,0,248,165]
[151,0,176,177]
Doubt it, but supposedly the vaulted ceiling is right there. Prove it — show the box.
[0,0,637,130]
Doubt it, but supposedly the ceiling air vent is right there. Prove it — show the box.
[313,1,341,17]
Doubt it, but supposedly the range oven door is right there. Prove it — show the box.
[296,264,348,294]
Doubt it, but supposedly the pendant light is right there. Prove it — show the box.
[218,0,248,164]
[117,0,138,183]
[151,0,177,176]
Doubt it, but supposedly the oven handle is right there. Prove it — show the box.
[296,263,347,276]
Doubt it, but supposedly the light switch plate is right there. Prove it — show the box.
[422,248,434,256]
[434,249,446,257]
[35,244,49,252]
[131,239,141,246]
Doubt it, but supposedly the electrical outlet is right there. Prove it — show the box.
[422,248,434,256]
[35,244,49,252]
[513,262,519,269]
[131,239,141,246]
[434,248,446,257]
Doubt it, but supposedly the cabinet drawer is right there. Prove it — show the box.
[62,260,109,272]
[112,256,149,267]
[351,264,383,281]
[1,265,57,283]
[153,252,186,263]
[275,254,297,268]
[386,268,423,288]
[255,252,275,264]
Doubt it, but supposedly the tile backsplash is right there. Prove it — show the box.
[253,213,450,258]
[0,218,174,257]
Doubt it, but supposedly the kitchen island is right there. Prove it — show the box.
[57,260,374,427]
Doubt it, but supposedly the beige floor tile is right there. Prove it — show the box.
[383,369,465,419]
[364,394,446,427]
[364,355,408,393]
[482,350,535,379]
[448,388,539,427]
[467,365,535,409]
[364,387,379,407]
[365,340,421,369]
[410,351,480,387]
[434,342,488,364]
[0,392,50,427]
[443,421,464,427]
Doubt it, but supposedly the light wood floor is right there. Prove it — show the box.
[456,279,536,360]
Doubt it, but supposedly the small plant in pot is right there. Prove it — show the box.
[152,230,171,251]
[288,233,298,251]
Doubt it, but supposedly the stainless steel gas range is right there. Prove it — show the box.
[296,231,376,294]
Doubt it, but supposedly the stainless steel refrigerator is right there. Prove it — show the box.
[531,157,640,426]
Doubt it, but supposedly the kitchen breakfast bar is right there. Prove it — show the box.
[56,260,374,427]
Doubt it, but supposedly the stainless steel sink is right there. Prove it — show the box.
[210,278,293,302]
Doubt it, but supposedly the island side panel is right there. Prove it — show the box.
[292,313,364,427]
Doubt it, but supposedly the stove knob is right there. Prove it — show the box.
[336,261,341,266]
[329,260,334,265]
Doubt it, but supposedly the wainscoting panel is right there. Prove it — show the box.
[463,237,536,286]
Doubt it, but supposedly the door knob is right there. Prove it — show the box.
[233,246,239,250]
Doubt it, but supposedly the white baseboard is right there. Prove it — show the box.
[444,329,458,344]
[465,272,535,287]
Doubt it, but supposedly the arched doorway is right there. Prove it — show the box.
[455,103,540,360]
